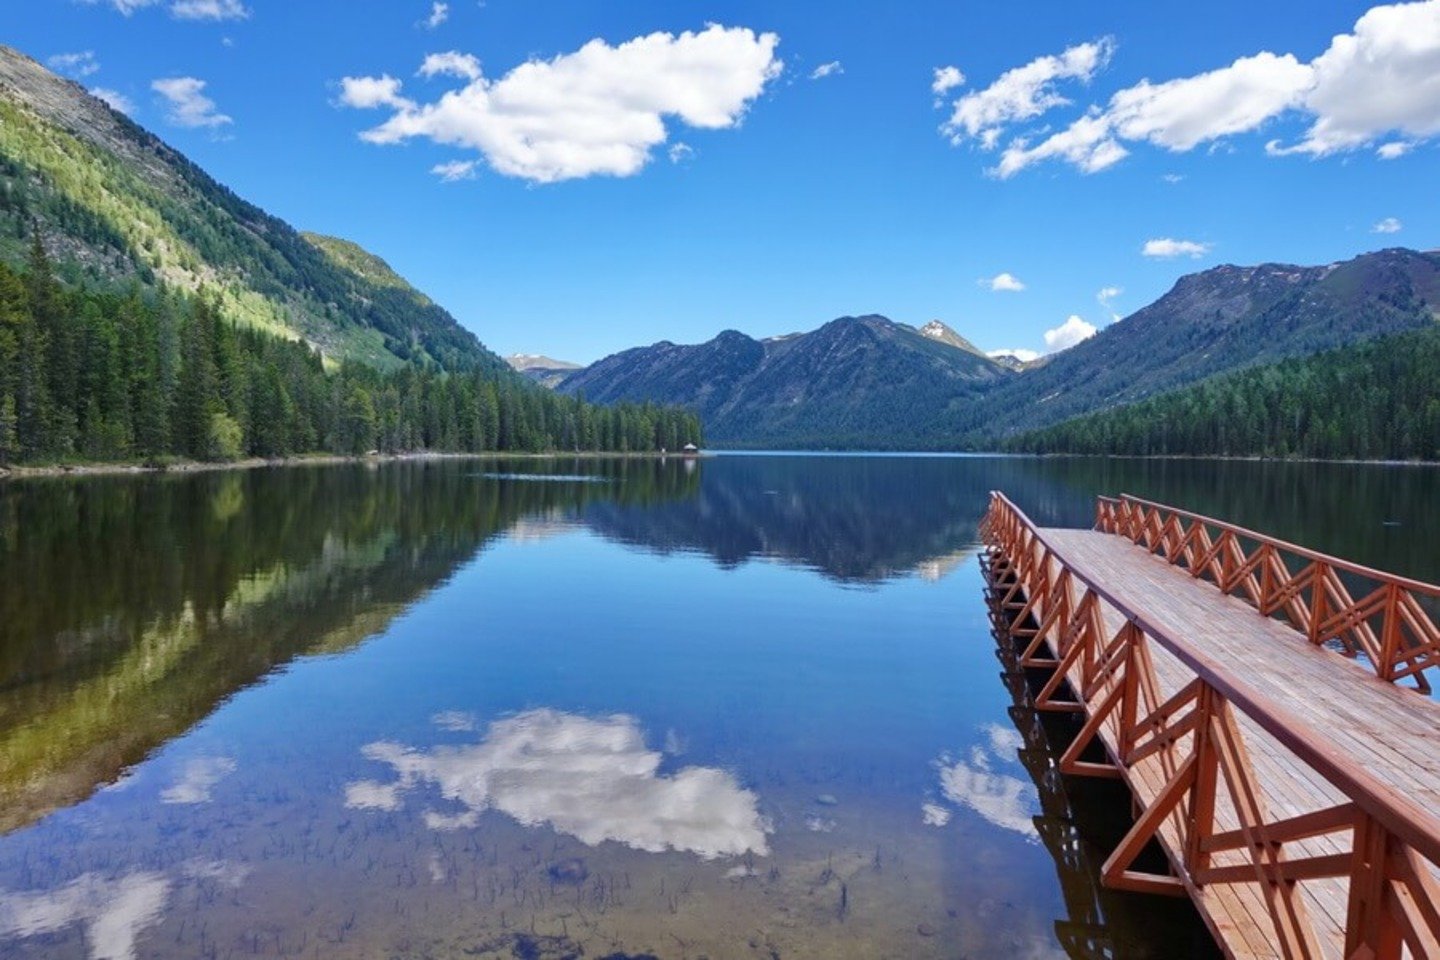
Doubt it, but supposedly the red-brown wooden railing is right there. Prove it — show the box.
[1095,494,1440,692]
[982,492,1440,959]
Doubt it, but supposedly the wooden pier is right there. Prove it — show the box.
[980,492,1440,960]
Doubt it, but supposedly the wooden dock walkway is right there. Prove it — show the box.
[980,492,1440,960]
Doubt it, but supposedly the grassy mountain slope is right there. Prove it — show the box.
[559,315,1010,446]
[0,44,504,374]
[1006,325,1440,461]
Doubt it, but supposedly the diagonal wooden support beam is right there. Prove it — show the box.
[1059,679,1125,780]
[1100,752,1195,897]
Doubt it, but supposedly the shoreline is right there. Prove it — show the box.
[0,449,709,481]
[3,448,1437,481]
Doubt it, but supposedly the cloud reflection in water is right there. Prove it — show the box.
[929,723,1039,840]
[346,708,770,859]
[0,862,246,960]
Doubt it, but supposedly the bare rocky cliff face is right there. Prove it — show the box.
[0,46,179,190]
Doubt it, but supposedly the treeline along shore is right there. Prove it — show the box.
[0,237,702,467]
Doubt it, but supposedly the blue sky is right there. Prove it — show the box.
[9,0,1436,363]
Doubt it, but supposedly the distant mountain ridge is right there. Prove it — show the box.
[953,247,1440,442]
[558,247,1440,448]
[507,353,584,388]
[0,45,506,375]
[559,314,1009,447]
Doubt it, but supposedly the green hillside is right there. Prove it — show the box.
[1005,325,1440,461]
[0,44,502,374]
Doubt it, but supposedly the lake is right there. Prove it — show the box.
[1,453,1437,959]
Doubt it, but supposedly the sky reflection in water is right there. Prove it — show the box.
[2,454,1424,957]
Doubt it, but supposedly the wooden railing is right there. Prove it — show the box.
[981,492,1440,960]
[1095,494,1440,692]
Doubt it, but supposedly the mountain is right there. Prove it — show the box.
[918,319,984,355]
[506,353,584,388]
[559,315,1009,447]
[956,247,1440,442]
[0,45,504,375]
[563,248,1440,449]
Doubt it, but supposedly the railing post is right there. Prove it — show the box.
[1308,562,1328,646]
[1117,627,1140,761]
[1186,684,1219,878]
[1344,815,1404,960]
[1260,544,1275,615]
[1378,583,1401,682]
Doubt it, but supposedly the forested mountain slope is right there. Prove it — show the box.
[1006,326,1440,461]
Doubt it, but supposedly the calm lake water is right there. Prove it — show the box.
[1,453,1437,960]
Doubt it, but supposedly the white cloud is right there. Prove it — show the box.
[423,1,449,29]
[1372,216,1403,233]
[160,755,235,803]
[921,802,951,826]
[988,348,1040,363]
[1162,172,1186,183]
[949,3,1440,175]
[83,0,247,15]
[152,76,232,128]
[81,0,160,13]
[1106,52,1312,151]
[49,51,100,78]
[1276,1,1440,156]
[994,112,1129,177]
[810,60,842,80]
[345,709,770,859]
[170,0,248,19]
[931,65,965,96]
[431,159,478,182]
[940,39,1114,148]
[982,271,1026,292]
[1044,315,1097,351]
[419,51,482,81]
[431,710,477,731]
[668,141,695,163]
[1097,285,1123,320]
[1142,237,1211,259]
[340,25,782,183]
[91,88,136,115]
[338,74,412,110]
